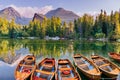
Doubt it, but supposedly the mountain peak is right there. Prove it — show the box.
[6,7,15,10]
[0,7,32,25]
[33,13,46,22]
[1,7,18,14]
[45,8,79,22]
[34,13,44,17]
[0,7,21,20]
[57,7,64,10]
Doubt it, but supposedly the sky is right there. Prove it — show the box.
[0,0,120,18]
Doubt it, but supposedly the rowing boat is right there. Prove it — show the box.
[31,58,56,80]
[73,54,101,80]
[56,59,81,80]
[108,52,120,62]
[15,55,36,80]
[91,55,120,78]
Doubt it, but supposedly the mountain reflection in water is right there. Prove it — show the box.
[0,39,120,80]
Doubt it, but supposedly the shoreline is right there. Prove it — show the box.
[0,37,115,42]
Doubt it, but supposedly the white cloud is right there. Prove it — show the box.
[9,5,53,18]
[0,5,4,9]
[77,11,99,17]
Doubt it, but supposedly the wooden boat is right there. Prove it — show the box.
[15,55,36,80]
[56,59,81,80]
[91,55,120,78]
[31,58,56,80]
[108,52,120,62]
[73,54,101,80]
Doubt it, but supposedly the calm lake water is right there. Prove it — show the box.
[0,39,120,80]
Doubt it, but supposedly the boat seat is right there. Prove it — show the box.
[19,64,33,68]
[79,63,87,66]
[74,54,81,58]
[58,61,69,64]
[99,63,110,68]
[35,70,54,75]
[59,68,72,71]
[61,77,78,80]
[92,56,99,59]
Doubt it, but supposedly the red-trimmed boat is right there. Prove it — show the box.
[15,55,36,80]
[56,59,81,80]
[108,52,120,62]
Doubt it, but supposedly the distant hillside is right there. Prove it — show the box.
[16,17,32,25]
[0,7,31,25]
[45,8,79,22]
[0,7,80,25]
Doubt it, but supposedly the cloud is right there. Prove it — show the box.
[9,5,53,18]
[76,11,99,17]
[0,5,4,9]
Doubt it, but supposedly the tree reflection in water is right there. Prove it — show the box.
[0,39,120,80]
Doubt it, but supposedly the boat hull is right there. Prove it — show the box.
[73,54,101,80]
[31,58,56,80]
[100,68,118,78]
[108,52,120,62]
[56,59,81,80]
[76,65,101,80]
[91,55,120,78]
[15,55,36,80]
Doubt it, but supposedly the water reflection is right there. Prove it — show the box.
[0,39,120,80]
